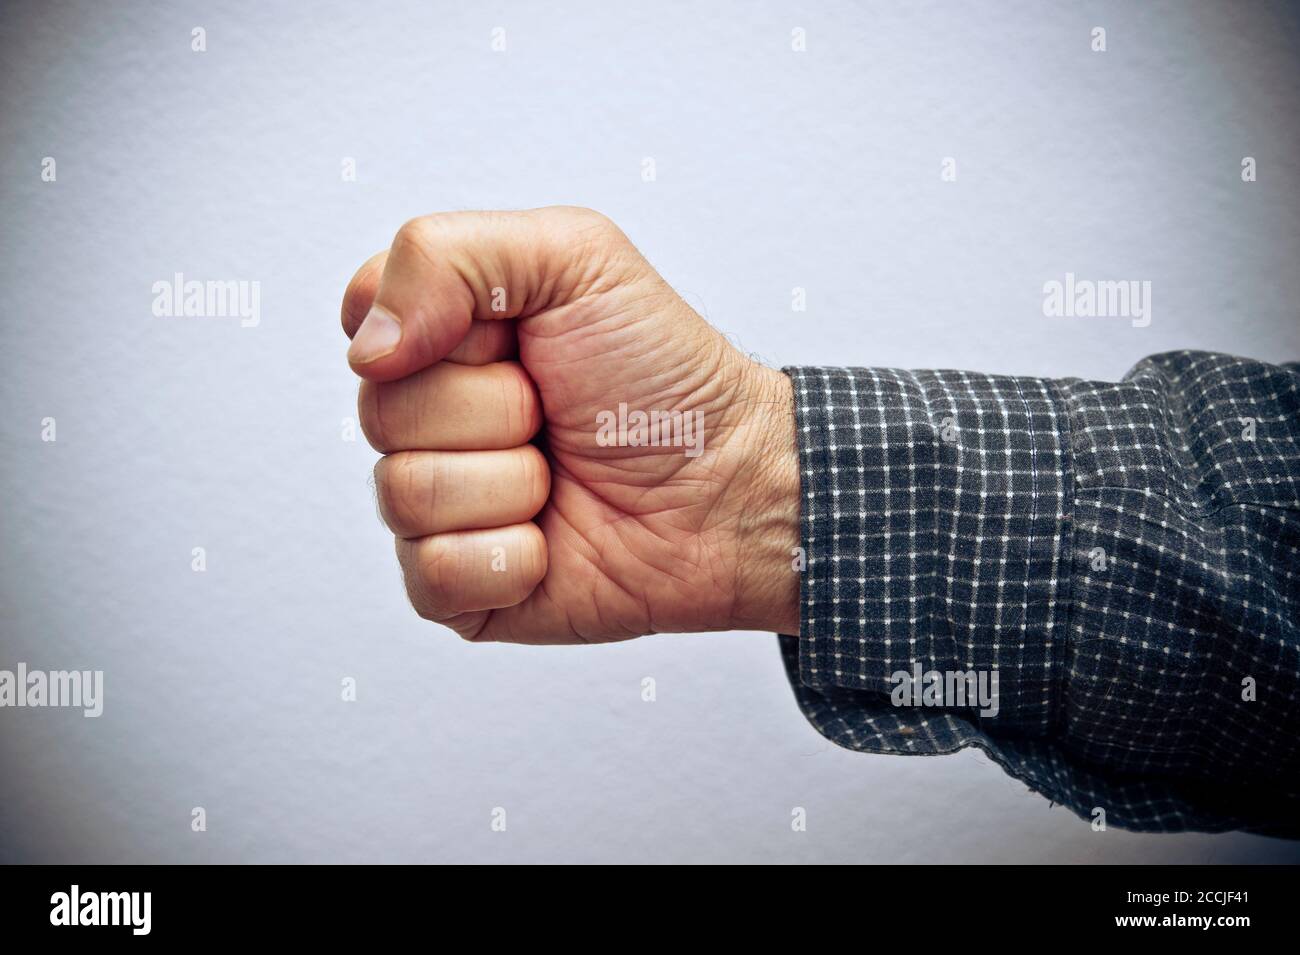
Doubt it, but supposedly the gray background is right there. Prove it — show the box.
[2,0,1298,863]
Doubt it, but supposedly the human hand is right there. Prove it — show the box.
[343,207,799,643]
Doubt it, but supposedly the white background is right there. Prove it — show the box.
[2,0,1298,862]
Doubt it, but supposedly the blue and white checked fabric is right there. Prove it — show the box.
[779,351,1300,834]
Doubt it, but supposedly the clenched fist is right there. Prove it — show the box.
[343,208,799,643]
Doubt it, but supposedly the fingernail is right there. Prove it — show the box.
[348,305,402,364]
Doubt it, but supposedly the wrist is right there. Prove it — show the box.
[728,364,801,634]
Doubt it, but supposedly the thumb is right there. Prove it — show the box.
[344,207,629,382]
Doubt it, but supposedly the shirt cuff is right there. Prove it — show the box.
[781,365,1073,752]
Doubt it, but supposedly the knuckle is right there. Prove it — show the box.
[392,215,437,255]
[416,537,460,604]
[575,207,623,245]
[559,208,633,290]
[520,446,550,513]
[341,273,368,332]
[531,206,622,254]
[553,205,614,232]
[398,537,453,622]
[357,381,392,452]
[501,363,540,441]
[412,600,444,624]
[359,379,414,453]
[517,525,548,586]
[375,453,428,537]
[410,598,442,624]
[372,456,393,521]
[341,252,385,334]
[391,214,459,275]
[395,540,435,620]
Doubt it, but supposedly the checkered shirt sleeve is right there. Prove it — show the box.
[779,350,1300,834]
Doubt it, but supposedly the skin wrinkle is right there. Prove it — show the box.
[566,464,706,532]
[521,305,660,392]
[340,210,1300,832]
[376,454,411,537]
[600,544,662,639]
[520,340,764,638]
[461,610,494,643]
[441,209,620,323]
[497,371,516,450]
[532,511,600,644]
[388,235,473,373]
[547,475,660,640]
[357,381,379,451]
[550,364,734,486]
[538,216,634,309]
[348,207,801,644]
